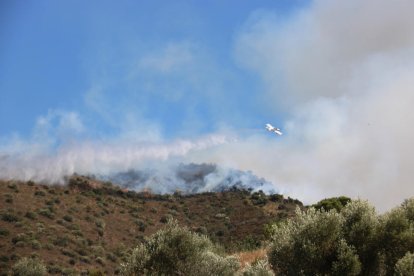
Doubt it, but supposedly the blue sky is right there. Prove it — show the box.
[0,0,307,139]
[2,0,414,211]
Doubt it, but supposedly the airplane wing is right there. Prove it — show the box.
[265,123,283,136]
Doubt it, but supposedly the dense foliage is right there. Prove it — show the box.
[395,252,414,276]
[119,219,240,275]
[268,198,414,276]
[242,259,274,276]
[312,196,352,212]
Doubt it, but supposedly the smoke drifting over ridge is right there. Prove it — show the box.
[1,0,414,211]
[0,134,230,184]
[219,0,414,211]
[98,163,275,194]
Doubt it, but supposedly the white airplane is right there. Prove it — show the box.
[265,123,283,136]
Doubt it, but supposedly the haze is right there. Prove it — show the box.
[1,0,414,211]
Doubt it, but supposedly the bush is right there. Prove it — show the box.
[119,219,239,275]
[12,233,31,245]
[242,259,275,276]
[8,183,17,190]
[31,240,42,250]
[134,219,146,232]
[268,207,346,275]
[269,194,283,202]
[268,198,414,275]
[1,213,19,222]
[63,215,73,222]
[34,191,46,197]
[37,208,54,219]
[395,252,414,276]
[95,219,105,229]
[11,257,47,276]
[160,214,173,224]
[377,202,414,274]
[0,228,10,236]
[53,236,71,247]
[250,191,268,206]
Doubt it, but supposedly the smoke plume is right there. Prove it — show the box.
[215,0,414,211]
[98,163,275,194]
[0,134,229,184]
[2,0,414,211]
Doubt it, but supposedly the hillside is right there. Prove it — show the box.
[0,176,303,275]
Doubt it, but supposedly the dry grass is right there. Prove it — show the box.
[237,248,268,268]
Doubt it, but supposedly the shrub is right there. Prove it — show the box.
[377,203,414,274]
[341,200,379,274]
[53,236,71,247]
[95,219,105,229]
[269,194,283,202]
[160,214,173,224]
[1,213,19,222]
[395,252,414,276]
[12,233,31,245]
[97,228,104,237]
[268,207,345,275]
[31,240,42,250]
[96,257,105,266]
[331,239,361,275]
[8,183,17,190]
[242,259,275,276]
[69,259,75,265]
[63,215,73,222]
[11,257,47,276]
[25,211,37,220]
[0,228,10,236]
[268,198,414,275]
[119,219,240,275]
[134,219,146,232]
[37,208,54,219]
[34,191,46,197]
[250,191,268,206]
[47,264,63,274]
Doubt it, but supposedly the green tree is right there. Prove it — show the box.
[120,219,239,276]
[268,207,345,275]
[341,200,379,275]
[268,198,414,276]
[395,252,414,276]
[377,202,414,275]
[331,239,361,276]
[312,196,351,212]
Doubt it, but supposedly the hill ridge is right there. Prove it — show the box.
[0,177,303,274]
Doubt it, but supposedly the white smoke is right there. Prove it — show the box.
[2,0,414,211]
[98,163,276,194]
[195,0,414,211]
[0,129,230,184]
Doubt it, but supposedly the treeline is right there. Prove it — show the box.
[268,198,414,275]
